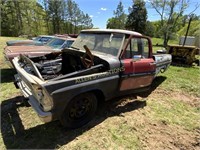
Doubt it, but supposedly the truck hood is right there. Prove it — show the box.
[63,48,121,69]
[92,52,120,69]
[4,45,53,53]
[6,40,43,46]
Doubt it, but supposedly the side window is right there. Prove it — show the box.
[123,38,131,58]
[143,39,149,58]
[123,37,149,59]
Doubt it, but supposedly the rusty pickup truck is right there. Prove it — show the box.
[13,29,172,128]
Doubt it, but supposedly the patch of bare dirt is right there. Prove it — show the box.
[139,121,199,150]
[172,92,200,107]
[137,88,200,150]
[112,87,200,150]
[149,87,200,107]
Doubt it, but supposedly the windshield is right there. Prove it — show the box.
[46,38,65,49]
[39,37,53,43]
[33,37,41,41]
[64,40,74,48]
[71,32,124,56]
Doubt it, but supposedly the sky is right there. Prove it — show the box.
[75,0,200,29]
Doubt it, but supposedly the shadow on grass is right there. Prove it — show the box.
[1,76,166,149]
[170,59,200,67]
[138,76,167,98]
[1,68,16,83]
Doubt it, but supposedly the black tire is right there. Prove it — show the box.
[60,93,97,129]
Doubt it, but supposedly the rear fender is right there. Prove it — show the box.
[153,54,172,75]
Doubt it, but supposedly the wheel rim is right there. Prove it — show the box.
[69,97,92,120]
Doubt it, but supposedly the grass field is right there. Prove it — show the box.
[0,36,199,149]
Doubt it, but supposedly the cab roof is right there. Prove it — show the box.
[81,29,142,36]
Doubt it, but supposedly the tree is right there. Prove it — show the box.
[1,0,22,36]
[1,0,93,36]
[107,17,118,29]
[1,0,13,36]
[106,1,126,29]
[145,21,155,37]
[152,21,163,38]
[125,0,147,34]
[47,0,65,34]
[65,0,77,33]
[178,19,200,37]
[41,0,51,34]
[1,0,47,36]
[42,0,93,34]
[83,14,93,28]
[150,0,199,47]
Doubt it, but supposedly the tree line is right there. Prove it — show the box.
[107,0,200,47]
[1,0,93,37]
[1,0,199,47]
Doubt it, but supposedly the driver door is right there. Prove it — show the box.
[119,37,156,91]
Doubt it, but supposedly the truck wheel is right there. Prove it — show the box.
[60,93,97,129]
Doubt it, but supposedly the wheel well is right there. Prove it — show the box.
[90,89,105,102]
[66,89,105,108]
[69,89,105,103]
[59,89,105,121]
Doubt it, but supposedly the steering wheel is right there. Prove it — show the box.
[81,45,94,68]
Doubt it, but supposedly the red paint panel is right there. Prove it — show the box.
[120,75,154,91]
[122,58,156,74]
[134,58,155,73]
[123,59,134,74]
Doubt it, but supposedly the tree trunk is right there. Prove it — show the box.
[163,31,170,48]
[13,1,23,36]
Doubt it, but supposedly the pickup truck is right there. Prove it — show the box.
[13,29,172,129]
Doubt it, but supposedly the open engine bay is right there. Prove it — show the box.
[18,49,109,80]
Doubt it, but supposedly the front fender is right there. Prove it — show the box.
[49,75,119,120]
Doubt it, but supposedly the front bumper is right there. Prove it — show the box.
[14,74,53,123]
[28,95,52,123]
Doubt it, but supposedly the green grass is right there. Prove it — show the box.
[150,65,200,131]
[160,66,200,97]
[147,98,199,130]
[0,37,199,149]
[108,124,141,149]
[0,36,26,102]
[152,37,178,46]
[147,65,200,131]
